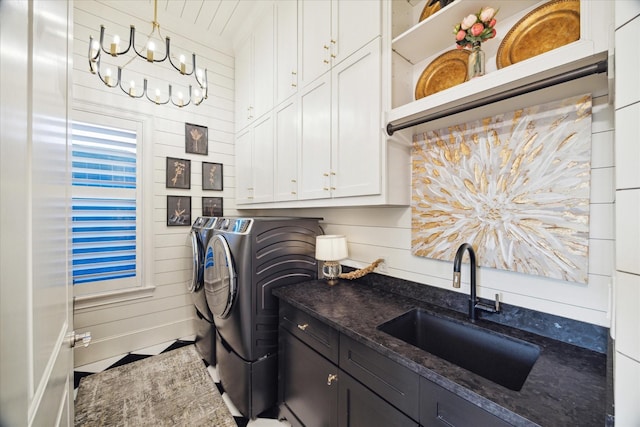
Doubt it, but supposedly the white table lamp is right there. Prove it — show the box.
[315,235,348,285]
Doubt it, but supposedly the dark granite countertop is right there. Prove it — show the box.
[273,279,607,427]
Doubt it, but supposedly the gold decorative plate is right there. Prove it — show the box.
[419,1,441,22]
[415,49,470,100]
[497,0,580,69]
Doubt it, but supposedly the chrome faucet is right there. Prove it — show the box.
[453,243,500,321]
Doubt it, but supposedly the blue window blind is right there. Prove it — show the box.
[71,122,138,286]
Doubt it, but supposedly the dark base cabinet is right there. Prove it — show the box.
[338,371,418,427]
[277,301,515,427]
[279,328,338,427]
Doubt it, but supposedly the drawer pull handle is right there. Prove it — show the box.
[327,373,338,386]
[297,323,309,331]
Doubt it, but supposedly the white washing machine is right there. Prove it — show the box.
[204,216,322,419]
[189,216,218,365]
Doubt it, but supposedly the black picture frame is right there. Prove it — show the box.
[185,122,208,155]
[202,197,223,217]
[202,162,223,191]
[166,157,191,189]
[167,196,191,226]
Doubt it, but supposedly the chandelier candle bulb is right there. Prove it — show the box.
[179,55,186,74]
[90,40,99,60]
[105,68,112,86]
[147,41,155,62]
[110,35,119,56]
[155,88,160,104]
[129,81,135,97]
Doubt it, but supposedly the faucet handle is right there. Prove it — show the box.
[453,272,461,288]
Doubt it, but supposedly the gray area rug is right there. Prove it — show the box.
[75,345,236,427]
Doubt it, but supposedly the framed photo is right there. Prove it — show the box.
[167,196,191,226]
[166,157,190,189]
[185,122,208,155]
[202,197,223,217]
[202,162,223,191]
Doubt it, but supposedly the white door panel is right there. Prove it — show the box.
[1,1,74,425]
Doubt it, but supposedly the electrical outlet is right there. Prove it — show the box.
[375,257,387,273]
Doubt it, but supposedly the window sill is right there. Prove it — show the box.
[74,285,156,311]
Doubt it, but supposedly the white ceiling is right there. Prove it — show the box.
[102,0,266,47]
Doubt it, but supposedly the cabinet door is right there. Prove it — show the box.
[299,0,332,88]
[235,127,254,204]
[280,329,339,427]
[332,0,381,65]
[420,377,513,427]
[298,72,331,200]
[252,4,275,121]
[331,38,381,198]
[275,0,298,104]
[235,36,253,131]
[274,98,298,201]
[338,371,418,427]
[251,114,274,203]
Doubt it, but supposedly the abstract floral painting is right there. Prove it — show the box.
[411,94,592,283]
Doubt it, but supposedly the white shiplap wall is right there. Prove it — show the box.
[613,2,640,425]
[72,1,240,366]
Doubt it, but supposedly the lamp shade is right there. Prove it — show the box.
[315,235,348,261]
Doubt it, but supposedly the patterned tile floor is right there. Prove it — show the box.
[74,336,290,427]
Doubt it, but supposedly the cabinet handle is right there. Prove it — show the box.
[297,323,309,331]
[327,373,338,386]
[291,191,297,195]
[323,187,329,191]
[323,45,329,50]
[323,59,330,64]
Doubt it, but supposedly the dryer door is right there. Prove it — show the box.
[188,229,203,293]
[204,234,237,319]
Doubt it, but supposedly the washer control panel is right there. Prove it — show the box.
[216,218,252,234]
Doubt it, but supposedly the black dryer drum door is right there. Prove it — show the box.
[204,234,237,319]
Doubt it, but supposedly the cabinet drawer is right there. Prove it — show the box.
[420,377,512,427]
[339,334,419,421]
[280,301,339,363]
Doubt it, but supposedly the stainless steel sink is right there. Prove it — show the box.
[377,308,540,391]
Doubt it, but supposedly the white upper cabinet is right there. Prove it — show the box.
[235,4,275,131]
[332,0,381,65]
[331,37,382,199]
[236,115,275,204]
[274,97,299,202]
[299,72,332,201]
[299,0,381,89]
[235,0,411,208]
[298,38,382,201]
[275,0,298,105]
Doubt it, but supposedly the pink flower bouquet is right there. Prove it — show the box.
[453,7,498,49]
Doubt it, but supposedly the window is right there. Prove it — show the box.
[71,121,140,294]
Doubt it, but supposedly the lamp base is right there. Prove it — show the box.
[321,261,342,285]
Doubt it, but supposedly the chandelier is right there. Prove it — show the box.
[88,0,208,107]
